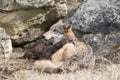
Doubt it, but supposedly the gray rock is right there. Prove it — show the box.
[0,27,12,59]
[0,0,15,11]
[0,0,67,11]
[0,0,67,46]
[70,0,120,33]
[65,0,120,58]
[16,0,55,8]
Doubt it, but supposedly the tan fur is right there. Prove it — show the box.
[34,43,75,72]
[34,60,62,73]
[34,20,95,72]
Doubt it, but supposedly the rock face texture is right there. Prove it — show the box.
[16,0,54,9]
[0,27,12,59]
[0,0,15,11]
[0,0,63,11]
[0,0,67,46]
[65,0,120,59]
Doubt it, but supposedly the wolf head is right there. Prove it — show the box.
[43,19,72,40]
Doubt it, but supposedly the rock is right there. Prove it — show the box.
[0,0,66,11]
[82,32,120,55]
[70,0,120,33]
[0,0,15,11]
[0,0,67,46]
[65,0,120,59]
[0,27,12,59]
[16,0,54,9]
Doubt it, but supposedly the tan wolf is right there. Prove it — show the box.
[34,19,95,73]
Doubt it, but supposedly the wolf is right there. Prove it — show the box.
[34,19,95,72]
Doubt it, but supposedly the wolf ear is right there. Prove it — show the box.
[63,21,72,30]
[63,24,66,30]
[58,19,63,23]
[63,24,68,32]
[67,21,72,29]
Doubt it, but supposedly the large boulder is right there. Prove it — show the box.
[65,0,120,61]
[0,27,12,59]
[0,0,64,11]
[0,0,67,46]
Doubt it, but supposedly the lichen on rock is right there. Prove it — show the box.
[0,27,12,59]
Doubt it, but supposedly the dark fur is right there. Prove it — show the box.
[21,40,53,59]
[22,38,70,60]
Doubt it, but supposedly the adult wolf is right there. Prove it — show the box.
[34,20,95,72]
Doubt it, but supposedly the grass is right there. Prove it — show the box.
[6,64,120,80]
[1,45,120,80]
[0,50,120,80]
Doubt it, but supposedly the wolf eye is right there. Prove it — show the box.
[53,29,57,31]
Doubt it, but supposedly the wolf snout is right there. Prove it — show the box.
[42,35,49,40]
[42,34,48,40]
[42,35,45,39]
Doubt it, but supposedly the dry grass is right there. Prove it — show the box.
[5,64,120,80]
[1,46,120,80]
[0,50,120,80]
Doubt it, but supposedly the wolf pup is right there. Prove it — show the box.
[22,38,69,60]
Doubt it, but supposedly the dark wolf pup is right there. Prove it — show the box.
[22,37,70,60]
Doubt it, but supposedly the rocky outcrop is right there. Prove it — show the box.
[16,0,54,9]
[65,0,120,60]
[0,0,64,11]
[0,0,67,46]
[0,27,12,59]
